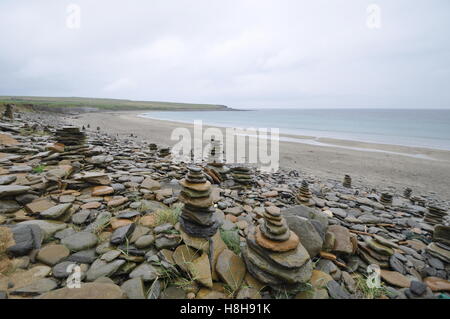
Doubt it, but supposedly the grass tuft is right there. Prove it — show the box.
[220,229,241,255]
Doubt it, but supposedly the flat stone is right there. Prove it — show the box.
[10,278,58,296]
[0,175,16,185]
[255,226,299,252]
[215,249,246,291]
[141,178,161,191]
[17,220,67,240]
[179,179,211,192]
[7,224,43,256]
[173,245,201,272]
[25,198,55,214]
[0,200,21,214]
[283,215,323,257]
[36,244,70,266]
[327,225,353,255]
[37,283,125,299]
[0,185,31,198]
[380,270,411,288]
[72,210,91,225]
[189,253,213,288]
[86,259,125,281]
[135,234,155,248]
[129,263,159,282]
[40,203,72,219]
[424,277,450,292]
[92,186,114,196]
[61,232,98,252]
[121,278,145,299]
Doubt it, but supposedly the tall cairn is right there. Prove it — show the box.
[178,166,219,238]
[242,206,312,291]
[343,175,352,188]
[297,180,313,206]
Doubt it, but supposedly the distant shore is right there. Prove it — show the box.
[67,110,450,200]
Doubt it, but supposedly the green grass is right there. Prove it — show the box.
[0,96,229,111]
[220,229,241,255]
[32,165,46,174]
[355,274,388,299]
[154,206,182,227]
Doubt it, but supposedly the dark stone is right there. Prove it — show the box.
[66,249,97,264]
[326,280,352,299]
[117,211,140,219]
[389,255,406,275]
[7,225,43,256]
[179,216,220,238]
[410,281,427,296]
[110,223,136,245]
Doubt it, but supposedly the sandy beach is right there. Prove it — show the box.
[66,111,450,200]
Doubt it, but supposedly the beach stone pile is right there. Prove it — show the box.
[3,104,14,120]
[343,175,352,188]
[242,206,312,291]
[380,192,393,206]
[404,188,412,199]
[0,110,449,300]
[230,166,253,185]
[296,180,313,206]
[423,206,448,226]
[178,167,219,238]
[55,126,86,146]
[426,225,450,265]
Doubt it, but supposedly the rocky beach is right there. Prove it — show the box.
[0,106,449,300]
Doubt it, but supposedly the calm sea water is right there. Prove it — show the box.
[140,109,450,150]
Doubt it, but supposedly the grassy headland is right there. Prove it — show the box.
[0,96,230,113]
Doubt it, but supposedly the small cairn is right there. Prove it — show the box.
[426,224,450,264]
[230,166,253,185]
[158,147,171,158]
[404,187,412,199]
[343,175,352,188]
[55,126,87,146]
[149,143,158,151]
[297,180,313,206]
[3,104,14,120]
[424,205,448,226]
[242,206,312,291]
[380,192,393,206]
[178,166,219,238]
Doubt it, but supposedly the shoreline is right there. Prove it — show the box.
[67,110,450,200]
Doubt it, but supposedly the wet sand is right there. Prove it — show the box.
[66,111,450,200]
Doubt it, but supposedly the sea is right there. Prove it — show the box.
[140,109,450,151]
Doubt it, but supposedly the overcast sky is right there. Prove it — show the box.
[0,0,449,109]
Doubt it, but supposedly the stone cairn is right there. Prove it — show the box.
[230,166,253,185]
[178,166,220,238]
[380,192,393,206]
[343,175,352,188]
[3,104,14,120]
[424,205,448,226]
[426,224,450,265]
[158,147,171,158]
[404,187,412,199]
[297,180,313,206]
[242,206,312,291]
[55,126,87,146]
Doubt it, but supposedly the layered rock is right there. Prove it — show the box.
[343,175,352,188]
[297,180,313,206]
[178,167,219,238]
[242,207,312,291]
[230,166,253,185]
[424,206,448,226]
[426,225,450,264]
[55,126,86,146]
[380,192,393,206]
